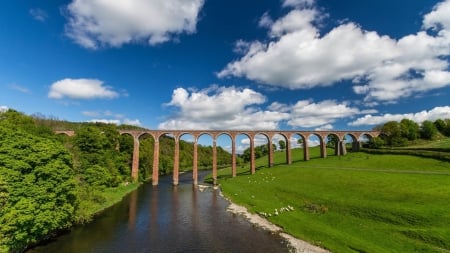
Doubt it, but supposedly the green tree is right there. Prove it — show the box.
[278,140,286,150]
[434,119,446,133]
[420,120,437,140]
[367,137,384,148]
[381,121,406,146]
[0,126,76,252]
[399,118,419,141]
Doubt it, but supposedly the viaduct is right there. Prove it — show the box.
[56,129,379,186]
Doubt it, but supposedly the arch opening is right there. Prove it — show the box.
[290,133,307,162]
[307,134,323,159]
[272,133,288,165]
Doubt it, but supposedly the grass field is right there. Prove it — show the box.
[216,148,450,252]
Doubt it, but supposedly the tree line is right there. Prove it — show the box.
[369,118,450,148]
[0,109,233,252]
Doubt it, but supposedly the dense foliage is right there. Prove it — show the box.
[369,118,450,148]
[0,109,234,252]
[0,111,76,253]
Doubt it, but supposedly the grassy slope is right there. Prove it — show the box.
[217,147,450,253]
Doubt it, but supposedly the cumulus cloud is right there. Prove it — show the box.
[218,0,450,103]
[48,78,119,99]
[159,86,371,130]
[349,106,450,126]
[64,0,204,49]
[159,86,290,130]
[287,100,360,128]
[123,119,142,126]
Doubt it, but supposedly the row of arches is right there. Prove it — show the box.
[117,130,379,186]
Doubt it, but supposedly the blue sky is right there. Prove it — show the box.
[1,0,450,134]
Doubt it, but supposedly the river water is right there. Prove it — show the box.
[28,171,291,253]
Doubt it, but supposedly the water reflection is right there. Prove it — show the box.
[29,172,290,253]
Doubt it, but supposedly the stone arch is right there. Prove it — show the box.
[271,133,289,166]
[254,132,271,169]
[289,133,308,162]
[216,132,233,169]
[343,133,359,152]
[323,132,342,156]
[235,132,254,175]
[306,133,325,159]
[359,133,374,148]
[138,132,155,181]
[156,132,176,184]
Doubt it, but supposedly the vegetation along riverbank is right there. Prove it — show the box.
[0,109,232,252]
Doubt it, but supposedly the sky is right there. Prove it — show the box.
[1,0,450,137]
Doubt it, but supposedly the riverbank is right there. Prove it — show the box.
[222,193,330,253]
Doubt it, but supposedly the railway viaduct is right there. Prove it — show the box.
[56,129,379,186]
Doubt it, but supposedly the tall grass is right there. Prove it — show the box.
[217,148,450,252]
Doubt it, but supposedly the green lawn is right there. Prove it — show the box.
[217,148,450,252]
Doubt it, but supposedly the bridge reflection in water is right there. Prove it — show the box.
[56,129,379,186]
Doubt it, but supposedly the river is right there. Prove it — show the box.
[28,171,291,253]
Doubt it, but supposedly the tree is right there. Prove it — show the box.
[434,119,446,132]
[380,121,406,146]
[278,140,286,150]
[367,137,384,148]
[399,118,419,141]
[326,135,339,148]
[0,126,77,252]
[420,120,437,140]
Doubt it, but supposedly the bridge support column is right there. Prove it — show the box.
[131,136,140,181]
[193,142,198,185]
[173,139,179,186]
[303,140,310,161]
[212,139,217,185]
[320,139,327,158]
[232,138,236,177]
[286,139,292,165]
[268,141,274,167]
[339,141,347,155]
[334,141,340,156]
[352,141,361,152]
[152,140,160,186]
[250,137,255,174]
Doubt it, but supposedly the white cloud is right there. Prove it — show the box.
[0,106,8,113]
[123,119,142,126]
[349,106,450,126]
[48,78,119,99]
[287,100,360,128]
[219,0,450,103]
[64,0,204,49]
[29,8,48,22]
[159,86,290,130]
[159,86,372,130]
